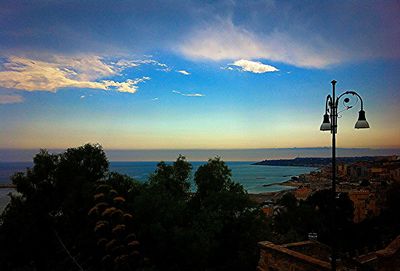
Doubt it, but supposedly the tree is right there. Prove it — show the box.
[132,156,193,270]
[272,189,354,248]
[148,155,192,199]
[1,148,270,271]
[277,192,297,210]
[0,144,110,270]
[132,157,269,271]
[190,158,268,270]
[194,157,233,199]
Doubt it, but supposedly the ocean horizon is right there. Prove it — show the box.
[1,147,399,162]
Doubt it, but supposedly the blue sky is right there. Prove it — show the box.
[0,0,399,151]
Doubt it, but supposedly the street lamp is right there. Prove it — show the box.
[320,80,369,271]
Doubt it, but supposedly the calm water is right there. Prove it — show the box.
[0,161,316,193]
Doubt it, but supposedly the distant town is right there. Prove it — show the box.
[256,155,399,222]
[255,155,400,270]
[253,156,384,168]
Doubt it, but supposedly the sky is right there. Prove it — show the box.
[0,0,399,155]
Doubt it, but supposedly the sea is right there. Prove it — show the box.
[0,161,316,193]
[0,161,317,213]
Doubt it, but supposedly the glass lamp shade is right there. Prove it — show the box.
[355,110,370,129]
[320,114,331,131]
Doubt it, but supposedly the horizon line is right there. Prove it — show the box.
[1,146,400,151]
[1,147,399,163]
[1,154,399,164]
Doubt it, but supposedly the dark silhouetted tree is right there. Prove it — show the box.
[0,144,110,270]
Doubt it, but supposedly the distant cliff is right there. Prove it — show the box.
[252,156,379,167]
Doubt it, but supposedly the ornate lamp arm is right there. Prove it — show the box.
[336,91,364,110]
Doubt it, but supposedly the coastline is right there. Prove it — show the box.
[252,156,387,168]
[261,179,303,188]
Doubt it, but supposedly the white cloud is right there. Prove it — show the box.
[0,94,24,104]
[114,59,140,69]
[152,97,159,101]
[230,59,278,73]
[220,66,234,71]
[50,55,115,80]
[103,77,151,93]
[112,58,170,72]
[135,59,166,67]
[179,19,343,68]
[0,56,150,94]
[177,70,190,75]
[133,59,171,72]
[172,90,205,97]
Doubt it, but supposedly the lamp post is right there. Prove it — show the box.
[320,80,369,271]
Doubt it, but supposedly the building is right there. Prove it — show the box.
[340,189,380,223]
[337,163,348,177]
[348,162,369,180]
[261,206,274,217]
[294,187,312,201]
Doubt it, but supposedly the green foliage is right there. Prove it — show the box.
[272,189,355,248]
[0,193,56,270]
[132,157,269,271]
[1,147,269,271]
[277,192,297,210]
[148,154,192,200]
[191,158,263,270]
[0,144,110,270]
[194,157,232,198]
[55,144,109,217]
[133,156,193,269]
[1,149,63,270]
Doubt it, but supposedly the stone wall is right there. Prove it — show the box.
[257,235,400,271]
[257,241,331,271]
[376,236,400,271]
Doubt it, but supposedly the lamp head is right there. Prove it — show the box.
[355,110,370,129]
[320,114,331,131]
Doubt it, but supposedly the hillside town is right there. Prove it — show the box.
[281,155,399,222]
[257,155,400,270]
